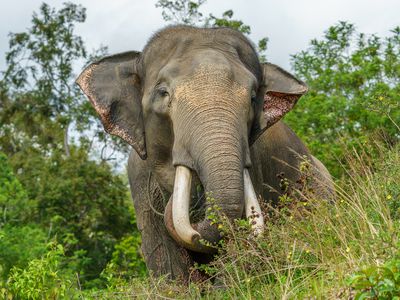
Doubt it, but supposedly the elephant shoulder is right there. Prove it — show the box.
[257,121,309,156]
[251,121,310,200]
[252,121,334,202]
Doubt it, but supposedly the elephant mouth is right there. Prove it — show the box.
[164,165,264,253]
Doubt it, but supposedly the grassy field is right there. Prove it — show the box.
[64,140,399,299]
[3,139,399,299]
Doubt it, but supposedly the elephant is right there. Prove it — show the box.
[76,25,334,282]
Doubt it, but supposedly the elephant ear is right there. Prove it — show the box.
[250,63,308,145]
[76,51,147,159]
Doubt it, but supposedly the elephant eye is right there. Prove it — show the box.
[251,90,257,103]
[157,87,169,98]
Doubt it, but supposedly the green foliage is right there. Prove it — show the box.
[1,3,88,158]
[2,2,86,115]
[156,0,206,25]
[207,9,251,34]
[348,256,400,300]
[0,146,144,288]
[287,21,400,177]
[7,243,73,300]
[0,2,128,161]
[0,152,33,225]
[0,152,48,282]
[110,235,147,278]
[0,225,47,281]
[9,146,135,286]
[101,235,147,288]
[0,2,146,290]
[257,37,269,63]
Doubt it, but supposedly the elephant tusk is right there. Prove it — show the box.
[172,165,201,246]
[244,168,265,236]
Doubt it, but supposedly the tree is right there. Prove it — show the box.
[0,151,48,281]
[156,0,206,25]
[0,2,145,287]
[1,3,88,157]
[0,152,33,226]
[0,2,129,162]
[18,147,134,285]
[286,22,400,176]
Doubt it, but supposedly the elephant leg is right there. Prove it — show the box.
[127,153,204,282]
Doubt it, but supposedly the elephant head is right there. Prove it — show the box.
[76,26,307,253]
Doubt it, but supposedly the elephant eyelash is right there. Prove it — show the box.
[158,89,169,97]
[153,86,169,98]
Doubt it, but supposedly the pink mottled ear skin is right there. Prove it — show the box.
[263,92,304,129]
[250,63,308,144]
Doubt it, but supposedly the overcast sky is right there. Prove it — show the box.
[1,0,399,72]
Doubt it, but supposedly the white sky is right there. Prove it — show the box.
[0,0,399,72]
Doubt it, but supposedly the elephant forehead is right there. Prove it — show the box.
[174,64,248,103]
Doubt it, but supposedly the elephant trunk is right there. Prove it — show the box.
[165,125,244,253]
[191,127,245,248]
[165,109,264,253]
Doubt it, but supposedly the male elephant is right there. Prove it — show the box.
[77,26,333,281]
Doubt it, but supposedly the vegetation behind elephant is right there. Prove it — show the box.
[76,25,334,282]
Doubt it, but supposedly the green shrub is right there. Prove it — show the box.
[0,152,34,225]
[348,256,400,299]
[0,224,47,280]
[7,243,76,300]
[102,235,147,284]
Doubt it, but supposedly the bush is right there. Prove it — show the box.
[0,224,47,281]
[0,152,34,225]
[6,243,76,299]
[9,147,136,287]
[348,256,400,299]
[102,235,147,285]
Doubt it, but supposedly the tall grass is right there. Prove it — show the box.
[5,140,399,299]
[95,140,399,299]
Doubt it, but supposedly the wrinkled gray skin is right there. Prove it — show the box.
[77,26,333,282]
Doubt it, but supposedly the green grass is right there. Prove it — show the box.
[74,140,399,299]
[4,141,400,299]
